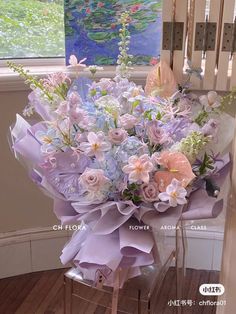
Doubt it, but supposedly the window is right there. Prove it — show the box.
[1,0,162,65]
[0,0,65,59]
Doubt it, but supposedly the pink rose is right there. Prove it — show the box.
[119,114,138,130]
[147,122,170,145]
[79,168,110,192]
[140,181,159,202]
[108,128,128,144]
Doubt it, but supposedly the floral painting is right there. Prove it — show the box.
[65,0,162,65]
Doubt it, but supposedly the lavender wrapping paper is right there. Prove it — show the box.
[58,155,230,286]
[10,113,232,287]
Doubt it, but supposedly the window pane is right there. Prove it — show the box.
[0,0,65,59]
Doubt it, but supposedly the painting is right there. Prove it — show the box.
[64,0,162,65]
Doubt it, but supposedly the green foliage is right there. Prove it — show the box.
[156,111,163,120]
[221,87,236,108]
[7,61,54,101]
[8,61,69,103]
[179,131,210,163]
[122,183,142,204]
[143,109,153,121]
[198,153,214,176]
[194,110,209,126]
[0,0,64,58]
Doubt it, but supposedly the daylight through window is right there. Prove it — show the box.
[0,0,65,59]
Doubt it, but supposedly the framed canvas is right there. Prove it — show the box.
[64,0,162,65]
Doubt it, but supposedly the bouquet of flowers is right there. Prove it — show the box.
[9,13,231,290]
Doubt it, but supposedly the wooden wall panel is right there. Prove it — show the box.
[161,0,236,91]
[216,0,235,91]
[203,0,222,90]
[189,0,206,89]
[172,0,188,85]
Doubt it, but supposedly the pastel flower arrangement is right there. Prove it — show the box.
[8,13,231,289]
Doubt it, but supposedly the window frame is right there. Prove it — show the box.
[0,57,65,68]
[0,58,150,92]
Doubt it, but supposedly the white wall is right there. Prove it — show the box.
[0,90,57,233]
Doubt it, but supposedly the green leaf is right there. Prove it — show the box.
[144,109,153,121]
[156,111,162,120]
[198,153,214,175]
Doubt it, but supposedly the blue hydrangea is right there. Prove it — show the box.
[116,136,149,164]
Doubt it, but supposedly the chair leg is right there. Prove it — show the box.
[175,219,187,314]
